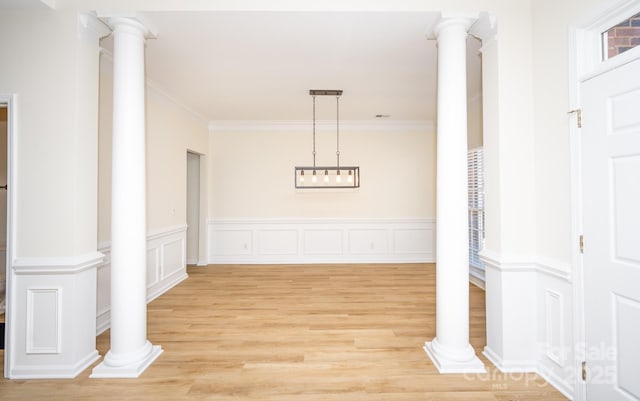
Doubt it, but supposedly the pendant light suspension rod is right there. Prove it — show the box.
[336,94,340,170]
[312,94,317,171]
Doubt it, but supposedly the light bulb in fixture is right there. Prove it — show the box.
[312,170,317,183]
[299,170,305,183]
[336,170,342,183]
[324,169,329,183]
[348,170,353,183]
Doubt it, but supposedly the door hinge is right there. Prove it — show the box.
[582,361,587,381]
[568,109,582,128]
[579,235,585,253]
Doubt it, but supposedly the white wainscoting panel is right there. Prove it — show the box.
[304,229,344,255]
[536,259,574,399]
[544,289,565,366]
[146,248,160,288]
[208,218,435,264]
[349,229,388,255]
[258,229,298,256]
[10,253,103,378]
[26,288,61,354]
[97,224,188,335]
[480,250,575,400]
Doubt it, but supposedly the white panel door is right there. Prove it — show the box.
[581,56,640,400]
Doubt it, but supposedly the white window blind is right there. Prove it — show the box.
[468,147,485,273]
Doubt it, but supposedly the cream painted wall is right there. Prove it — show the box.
[97,55,209,244]
[494,2,536,259]
[210,125,435,219]
[0,7,100,258]
[531,0,611,264]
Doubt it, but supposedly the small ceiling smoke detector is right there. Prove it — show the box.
[375,114,391,118]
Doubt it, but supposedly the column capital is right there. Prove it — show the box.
[426,14,477,40]
[97,12,158,39]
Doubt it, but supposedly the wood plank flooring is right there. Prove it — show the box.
[0,264,567,400]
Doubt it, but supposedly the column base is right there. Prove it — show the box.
[424,339,486,373]
[90,345,163,378]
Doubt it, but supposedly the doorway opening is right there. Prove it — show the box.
[0,94,15,376]
[186,151,201,266]
[0,104,7,350]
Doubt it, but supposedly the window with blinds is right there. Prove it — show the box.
[468,147,485,278]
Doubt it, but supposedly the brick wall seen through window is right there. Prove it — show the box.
[604,11,640,59]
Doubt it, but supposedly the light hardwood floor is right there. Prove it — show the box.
[0,264,567,401]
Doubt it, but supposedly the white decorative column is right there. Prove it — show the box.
[92,16,162,378]
[424,17,485,373]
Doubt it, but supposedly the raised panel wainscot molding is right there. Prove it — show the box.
[9,252,104,378]
[208,218,436,264]
[479,249,575,400]
[96,224,188,334]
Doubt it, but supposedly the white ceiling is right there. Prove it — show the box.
[1,3,483,122]
[127,11,482,122]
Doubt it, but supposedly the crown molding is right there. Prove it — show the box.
[145,79,210,124]
[208,119,435,134]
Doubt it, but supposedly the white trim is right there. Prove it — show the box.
[147,224,188,241]
[478,249,537,273]
[90,345,163,379]
[479,249,571,280]
[482,346,538,373]
[1,93,17,378]
[424,342,486,373]
[26,288,61,354]
[208,119,435,134]
[483,347,574,399]
[208,218,435,264]
[12,252,105,275]
[536,257,572,282]
[146,79,209,123]
[8,351,100,380]
[537,363,575,400]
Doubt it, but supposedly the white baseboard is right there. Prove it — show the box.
[208,218,435,264]
[9,350,100,379]
[96,224,188,335]
[483,346,538,372]
[537,361,575,400]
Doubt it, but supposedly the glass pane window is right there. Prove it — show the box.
[468,148,484,271]
[602,11,640,60]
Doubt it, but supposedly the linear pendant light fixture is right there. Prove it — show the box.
[295,89,360,189]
